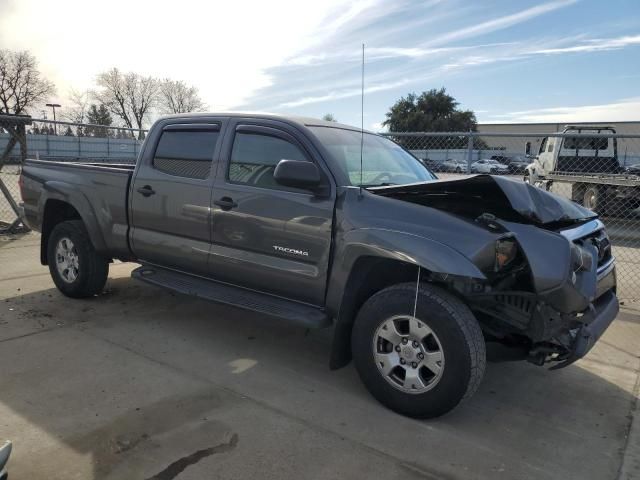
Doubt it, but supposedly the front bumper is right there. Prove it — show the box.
[550,289,618,369]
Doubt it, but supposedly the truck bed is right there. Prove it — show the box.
[21,159,134,260]
[548,170,640,187]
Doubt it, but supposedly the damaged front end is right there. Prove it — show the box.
[371,175,619,368]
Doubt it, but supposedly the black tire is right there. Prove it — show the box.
[351,282,486,418]
[582,185,606,213]
[47,220,109,298]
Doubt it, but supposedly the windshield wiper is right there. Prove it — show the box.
[361,182,398,187]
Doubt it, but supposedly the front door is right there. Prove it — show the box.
[130,121,224,275]
[209,120,335,305]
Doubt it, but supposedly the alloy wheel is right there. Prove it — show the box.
[372,315,445,394]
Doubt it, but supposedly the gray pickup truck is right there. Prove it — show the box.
[20,113,619,418]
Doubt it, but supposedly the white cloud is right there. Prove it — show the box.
[485,97,640,123]
[0,0,363,111]
[531,35,640,54]
[425,0,578,46]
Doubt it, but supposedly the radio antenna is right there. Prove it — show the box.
[359,43,365,196]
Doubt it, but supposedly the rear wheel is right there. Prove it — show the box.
[47,220,109,298]
[582,185,606,213]
[351,283,486,418]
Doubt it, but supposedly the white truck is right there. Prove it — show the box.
[525,126,640,215]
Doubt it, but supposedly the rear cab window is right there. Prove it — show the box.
[561,130,612,157]
[153,127,220,179]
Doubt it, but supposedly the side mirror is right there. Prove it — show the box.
[274,159,321,189]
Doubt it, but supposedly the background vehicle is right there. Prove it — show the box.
[0,441,10,480]
[20,113,618,419]
[526,126,640,214]
[471,159,509,174]
[490,154,530,174]
[441,158,467,173]
[422,157,445,172]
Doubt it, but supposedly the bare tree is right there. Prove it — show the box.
[94,68,159,139]
[0,49,56,114]
[159,79,206,114]
[63,88,90,123]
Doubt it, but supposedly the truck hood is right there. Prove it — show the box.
[369,174,596,227]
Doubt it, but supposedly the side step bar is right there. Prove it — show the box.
[131,265,331,329]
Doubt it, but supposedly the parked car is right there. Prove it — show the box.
[624,163,640,175]
[471,159,510,174]
[441,159,467,173]
[20,113,619,419]
[422,158,445,172]
[490,155,530,174]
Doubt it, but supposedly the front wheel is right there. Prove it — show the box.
[352,283,486,418]
[47,220,109,298]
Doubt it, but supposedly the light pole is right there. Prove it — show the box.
[45,103,61,134]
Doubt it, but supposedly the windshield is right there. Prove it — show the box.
[310,126,436,186]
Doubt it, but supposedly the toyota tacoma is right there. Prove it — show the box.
[19,113,619,418]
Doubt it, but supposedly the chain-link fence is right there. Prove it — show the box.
[384,130,640,303]
[1,114,639,302]
[0,114,146,233]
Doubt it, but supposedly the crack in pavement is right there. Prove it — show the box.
[145,433,238,480]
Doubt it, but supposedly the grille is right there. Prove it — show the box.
[576,229,612,269]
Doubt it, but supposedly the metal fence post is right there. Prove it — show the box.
[466,132,474,173]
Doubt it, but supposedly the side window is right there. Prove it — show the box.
[229,132,309,190]
[547,138,555,152]
[539,137,548,155]
[153,129,219,179]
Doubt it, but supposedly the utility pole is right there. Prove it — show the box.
[45,103,61,134]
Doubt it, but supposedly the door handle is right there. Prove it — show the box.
[137,185,156,197]
[214,197,238,211]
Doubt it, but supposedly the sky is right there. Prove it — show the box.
[1,0,639,130]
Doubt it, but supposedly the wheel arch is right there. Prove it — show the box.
[39,183,107,265]
[327,229,486,370]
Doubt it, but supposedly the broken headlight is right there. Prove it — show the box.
[570,242,594,272]
[495,238,518,271]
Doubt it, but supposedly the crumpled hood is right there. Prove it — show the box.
[369,174,596,226]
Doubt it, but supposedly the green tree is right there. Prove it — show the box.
[382,88,476,132]
[322,113,337,122]
[85,104,113,137]
[382,88,479,149]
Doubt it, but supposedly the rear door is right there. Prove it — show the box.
[209,119,335,305]
[130,119,225,274]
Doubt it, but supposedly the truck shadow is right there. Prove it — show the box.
[1,275,638,479]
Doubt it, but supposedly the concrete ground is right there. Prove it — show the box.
[1,233,639,480]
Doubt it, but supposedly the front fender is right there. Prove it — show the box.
[325,227,486,315]
[39,180,108,253]
[325,227,487,370]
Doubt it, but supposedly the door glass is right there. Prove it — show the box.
[153,129,220,179]
[228,132,308,191]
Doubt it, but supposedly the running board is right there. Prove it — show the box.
[131,265,331,329]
